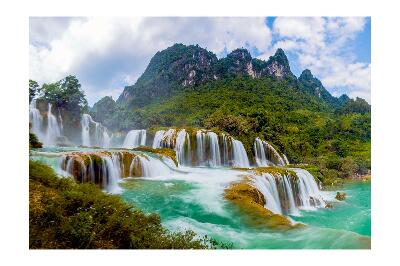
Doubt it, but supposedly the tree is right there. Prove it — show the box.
[41,75,88,114]
[336,97,371,114]
[29,80,40,102]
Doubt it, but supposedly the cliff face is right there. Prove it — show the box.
[117,44,297,107]
[297,69,347,107]
[117,44,218,107]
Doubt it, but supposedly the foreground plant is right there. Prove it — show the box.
[29,160,229,249]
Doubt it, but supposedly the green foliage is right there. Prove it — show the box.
[297,69,340,107]
[41,75,88,113]
[119,43,218,107]
[29,80,40,103]
[336,97,371,115]
[29,132,42,149]
[29,160,227,249]
[39,75,88,139]
[90,96,119,129]
[107,76,370,179]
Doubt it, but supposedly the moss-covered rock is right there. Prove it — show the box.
[335,192,346,201]
[61,151,141,187]
[133,146,178,166]
[224,179,299,230]
[234,166,297,180]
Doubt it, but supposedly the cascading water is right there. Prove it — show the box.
[45,103,61,146]
[175,129,191,165]
[254,137,269,166]
[251,173,282,214]
[195,131,221,167]
[81,114,92,147]
[130,155,172,177]
[280,175,299,216]
[207,132,221,167]
[293,168,325,209]
[196,131,205,165]
[60,150,178,193]
[152,128,252,168]
[231,139,250,168]
[123,129,146,148]
[283,154,290,165]
[250,168,326,216]
[152,130,166,148]
[29,99,44,140]
[253,137,286,167]
[81,113,111,147]
[81,114,92,146]
[221,134,230,166]
[101,154,122,194]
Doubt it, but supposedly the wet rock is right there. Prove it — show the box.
[335,192,346,201]
[224,179,299,230]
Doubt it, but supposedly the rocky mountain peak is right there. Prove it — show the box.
[227,48,252,62]
[299,69,314,81]
[264,48,292,79]
[217,48,255,77]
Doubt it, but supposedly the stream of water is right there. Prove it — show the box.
[29,112,370,249]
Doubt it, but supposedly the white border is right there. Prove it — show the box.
[1,0,399,265]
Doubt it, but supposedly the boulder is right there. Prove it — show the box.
[335,192,346,201]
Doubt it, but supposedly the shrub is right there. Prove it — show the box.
[29,160,225,249]
[29,132,42,149]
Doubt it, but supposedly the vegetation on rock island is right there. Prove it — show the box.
[29,132,42,149]
[29,160,228,249]
[224,178,299,230]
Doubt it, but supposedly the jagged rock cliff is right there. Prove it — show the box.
[297,69,346,107]
[117,44,297,107]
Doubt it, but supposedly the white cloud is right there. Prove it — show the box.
[30,17,272,105]
[272,17,370,103]
[30,17,370,105]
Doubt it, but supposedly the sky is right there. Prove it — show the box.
[29,17,371,105]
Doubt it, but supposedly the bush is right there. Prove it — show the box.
[29,160,225,249]
[29,132,43,149]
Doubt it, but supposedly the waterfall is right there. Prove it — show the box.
[175,129,191,165]
[253,137,286,166]
[29,99,44,140]
[152,128,252,167]
[130,155,172,177]
[102,130,111,148]
[254,137,269,166]
[123,129,146,148]
[45,103,61,146]
[196,131,205,165]
[81,114,92,146]
[61,151,177,192]
[101,155,122,194]
[251,173,282,214]
[207,132,221,167]
[231,139,250,168]
[195,130,221,167]
[81,113,111,147]
[293,168,325,209]
[283,154,290,165]
[221,134,230,166]
[250,168,326,216]
[152,130,166,148]
[281,175,299,216]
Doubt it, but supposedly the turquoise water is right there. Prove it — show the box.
[31,147,371,249]
[293,181,371,236]
[121,174,371,249]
